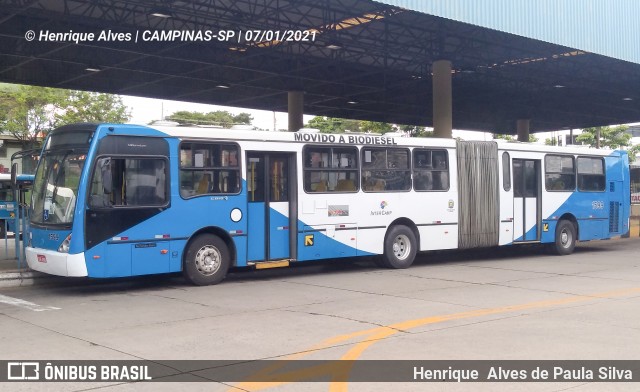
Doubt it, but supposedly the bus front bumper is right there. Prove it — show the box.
[26,247,88,277]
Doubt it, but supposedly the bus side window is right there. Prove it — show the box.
[180,142,241,197]
[89,158,112,207]
[303,146,359,193]
[413,149,448,191]
[89,157,167,208]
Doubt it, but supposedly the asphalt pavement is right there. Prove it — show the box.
[1,237,640,391]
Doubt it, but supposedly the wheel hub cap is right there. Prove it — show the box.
[393,234,410,260]
[195,245,221,276]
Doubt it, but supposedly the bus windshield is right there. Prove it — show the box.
[31,150,87,225]
[0,180,13,202]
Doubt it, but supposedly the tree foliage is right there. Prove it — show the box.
[305,116,360,133]
[166,110,253,128]
[397,124,433,137]
[55,91,130,125]
[304,116,431,136]
[575,126,630,149]
[576,125,637,161]
[0,85,65,148]
[493,133,538,143]
[0,84,130,148]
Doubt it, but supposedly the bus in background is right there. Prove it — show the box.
[631,166,640,204]
[0,173,15,237]
[0,172,34,238]
[25,123,630,285]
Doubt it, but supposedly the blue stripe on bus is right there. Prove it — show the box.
[247,202,266,262]
[268,207,289,259]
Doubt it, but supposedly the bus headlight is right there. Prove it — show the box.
[58,234,72,253]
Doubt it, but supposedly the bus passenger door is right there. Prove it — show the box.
[246,152,296,261]
[513,159,541,242]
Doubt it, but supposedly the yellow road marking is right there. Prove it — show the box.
[231,286,640,391]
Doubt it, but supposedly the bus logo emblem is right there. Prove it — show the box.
[7,362,40,380]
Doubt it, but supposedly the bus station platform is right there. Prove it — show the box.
[0,235,56,288]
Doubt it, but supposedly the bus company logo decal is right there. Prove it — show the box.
[371,201,392,216]
[447,199,455,212]
[328,205,349,217]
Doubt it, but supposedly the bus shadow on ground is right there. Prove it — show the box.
[31,241,618,296]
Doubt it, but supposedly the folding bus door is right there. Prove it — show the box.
[246,152,296,261]
[513,159,541,242]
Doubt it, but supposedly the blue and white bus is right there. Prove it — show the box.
[0,172,35,238]
[25,123,630,285]
[0,173,15,237]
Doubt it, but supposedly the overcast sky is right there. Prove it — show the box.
[122,95,312,132]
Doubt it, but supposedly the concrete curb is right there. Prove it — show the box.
[0,269,59,288]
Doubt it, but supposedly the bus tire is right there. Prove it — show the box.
[183,234,230,285]
[551,220,577,255]
[382,225,417,269]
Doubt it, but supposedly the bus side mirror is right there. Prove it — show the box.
[10,163,17,187]
[100,158,112,194]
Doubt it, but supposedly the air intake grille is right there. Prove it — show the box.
[610,182,615,192]
[609,202,620,233]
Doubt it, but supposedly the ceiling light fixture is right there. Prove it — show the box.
[85,66,101,72]
[623,97,633,101]
[215,83,231,89]
[150,9,173,18]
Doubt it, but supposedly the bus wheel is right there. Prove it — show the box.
[382,225,417,269]
[551,220,577,255]
[183,234,230,285]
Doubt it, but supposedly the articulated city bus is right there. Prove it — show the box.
[26,123,630,285]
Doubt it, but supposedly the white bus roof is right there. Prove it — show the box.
[149,125,619,157]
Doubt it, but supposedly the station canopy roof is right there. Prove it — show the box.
[1,0,639,134]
